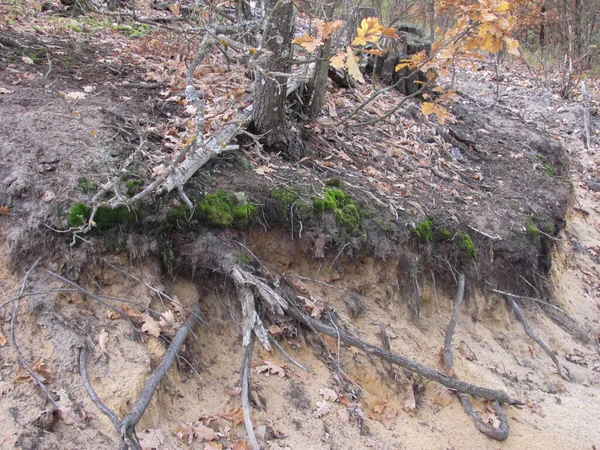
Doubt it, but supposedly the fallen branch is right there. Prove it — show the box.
[119,302,201,443]
[488,288,564,313]
[505,296,569,381]
[444,273,509,441]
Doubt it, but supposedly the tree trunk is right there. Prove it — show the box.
[252,0,294,150]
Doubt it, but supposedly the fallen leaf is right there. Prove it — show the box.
[158,310,176,329]
[0,331,6,347]
[64,91,86,100]
[525,399,546,418]
[0,88,14,94]
[138,428,165,450]
[432,386,454,407]
[204,442,222,450]
[221,407,244,426]
[381,406,398,428]
[319,388,338,402]
[256,360,286,378]
[254,165,275,175]
[141,314,161,337]
[481,405,501,428]
[98,329,109,354]
[314,400,331,418]
[0,205,11,216]
[457,341,477,361]
[231,441,251,450]
[22,56,34,64]
[56,389,87,427]
[403,385,416,412]
[14,358,52,383]
[371,398,388,414]
[193,423,219,441]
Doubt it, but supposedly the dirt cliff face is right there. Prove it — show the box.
[1,13,600,450]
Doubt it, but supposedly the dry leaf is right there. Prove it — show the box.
[204,443,222,450]
[381,406,398,428]
[432,386,454,407]
[371,398,388,414]
[268,324,283,336]
[158,310,176,329]
[141,314,161,337]
[98,329,109,354]
[256,360,286,378]
[221,407,244,426]
[0,331,6,347]
[15,358,52,383]
[314,401,331,418]
[193,423,219,441]
[231,441,251,450]
[0,88,14,94]
[22,56,34,64]
[457,341,477,361]
[481,405,501,428]
[402,386,416,412]
[64,91,86,100]
[56,389,87,427]
[0,205,11,216]
[525,399,545,418]
[138,428,165,450]
[319,388,338,402]
[254,165,275,175]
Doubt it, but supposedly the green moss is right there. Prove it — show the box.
[234,251,251,265]
[413,219,433,242]
[195,190,233,228]
[313,188,364,233]
[526,223,539,236]
[545,223,553,233]
[455,232,476,259]
[78,177,98,194]
[125,179,144,197]
[437,228,451,240]
[195,190,257,229]
[271,186,299,222]
[543,164,554,175]
[69,202,91,227]
[94,205,137,229]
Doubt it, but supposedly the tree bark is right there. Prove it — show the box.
[252,0,294,150]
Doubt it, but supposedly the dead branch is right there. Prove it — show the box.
[444,273,509,441]
[269,335,309,372]
[119,302,201,442]
[505,296,569,381]
[488,288,564,313]
[8,259,59,409]
[285,304,518,404]
[241,333,260,450]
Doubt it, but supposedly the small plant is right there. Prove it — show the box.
[437,228,452,241]
[455,232,476,259]
[412,219,433,242]
[234,251,251,265]
[543,164,554,175]
[78,177,98,194]
[525,222,539,236]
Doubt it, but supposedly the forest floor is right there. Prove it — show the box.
[1,3,600,450]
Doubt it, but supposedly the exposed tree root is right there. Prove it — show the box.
[79,303,201,449]
[241,334,260,450]
[444,273,510,441]
[506,296,569,381]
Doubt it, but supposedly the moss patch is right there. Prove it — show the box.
[271,186,299,222]
[455,232,476,259]
[195,190,257,229]
[412,219,433,242]
[94,205,137,229]
[313,188,364,233]
[77,177,98,194]
[69,202,91,227]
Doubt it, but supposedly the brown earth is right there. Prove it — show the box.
[1,17,600,450]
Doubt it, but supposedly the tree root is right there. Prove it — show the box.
[284,304,518,404]
[79,302,201,449]
[506,296,569,381]
[241,334,260,450]
[444,273,510,441]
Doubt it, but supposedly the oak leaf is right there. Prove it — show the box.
[256,360,286,378]
[141,314,161,337]
[314,400,331,417]
[221,407,244,426]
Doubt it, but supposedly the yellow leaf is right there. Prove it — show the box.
[330,51,346,70]
[362,48,383,56]
[345,47,364,84]
[315,19,343,39]
[496,1,510,12]
[504,36,520,55]
[292,33,323,52]
[482,12,497,21]
[380,26,398,38]
[421,102,435,116]
[395,59,413,72]
[90,129,97,137]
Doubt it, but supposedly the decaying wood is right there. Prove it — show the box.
[444,273,510,441]
[506,296,569,381]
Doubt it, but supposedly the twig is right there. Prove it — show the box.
[284,275,336,289]
[9,259,59,409]
[269,335,308,372]
[241,334,260,450]
[119,302,201,441]
[488,288,564,313]
[505,296,569,381]
[286,304,518,404]
[443,273,510,441]
[468,225,501,241]
[581,80,592,151]
[430,270,445,331]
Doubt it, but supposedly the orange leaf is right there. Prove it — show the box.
[0,205,10,216]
